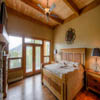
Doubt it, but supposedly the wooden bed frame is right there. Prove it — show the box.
[41,48,85,100]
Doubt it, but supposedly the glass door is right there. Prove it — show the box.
[25,45,34,76]
[35,46,42,72]
[25,44,42,76]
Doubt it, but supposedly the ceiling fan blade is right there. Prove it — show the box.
[39,14,43,17]
[49,3,56,12]
[50,14,58,18]
[37,4,44,11]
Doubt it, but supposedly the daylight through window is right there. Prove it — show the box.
[9,36,22,69]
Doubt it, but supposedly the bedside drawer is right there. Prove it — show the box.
[87,73,100,82]
[88,81,100,91]
[87,74,100,91]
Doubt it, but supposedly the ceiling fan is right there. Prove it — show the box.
[37,0,57,22]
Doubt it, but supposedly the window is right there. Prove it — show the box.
[9,58,22,69]
[35,46,41,70]
[25,38,34,43]
[35,40,42,44]
[26,46,33,73]
[24,38,42,44]
[9,36,22,58]
[44,57,50,63]
[44,41,50,63]
[9,36,22,69]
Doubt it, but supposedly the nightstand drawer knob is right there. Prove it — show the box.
[94,79,98,83]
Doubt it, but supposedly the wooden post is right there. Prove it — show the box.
[41,63,44,85]
[62,74,67,100]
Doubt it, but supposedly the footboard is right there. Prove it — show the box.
[42,68,64,100]
[41,64,84,100]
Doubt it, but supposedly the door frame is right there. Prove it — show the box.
[24,44,34,77]
[24,44,43,77]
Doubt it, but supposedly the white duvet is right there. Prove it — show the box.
[44,61,79,78]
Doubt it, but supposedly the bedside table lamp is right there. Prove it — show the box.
[92,48,100,72]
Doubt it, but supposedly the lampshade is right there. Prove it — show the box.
[92,48,100,56]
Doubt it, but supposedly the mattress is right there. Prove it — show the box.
[44,61,80,78]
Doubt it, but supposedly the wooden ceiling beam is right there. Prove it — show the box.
[80,0,100,15]
[22,0,64,24]
[63,0,100,24]
[64,14,77,24]
[63,0,79,16]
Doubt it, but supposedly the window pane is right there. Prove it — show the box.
[10,59,21,69]
[35,47,41,70]
[26,46,33,73]
[35,40,42,44]
[9,36,22,58]
[44,57,50,63]
[25,38,34,43]
[44,41,50,56]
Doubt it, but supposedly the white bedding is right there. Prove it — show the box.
[44,61,80,78]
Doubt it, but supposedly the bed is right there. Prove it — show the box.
[41,48,85,100]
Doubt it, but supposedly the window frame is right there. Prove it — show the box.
[43,40,51,64]
[8,35,23,70]
[24,37,43,45]
[24,38,35,44]
[8,57,22,70]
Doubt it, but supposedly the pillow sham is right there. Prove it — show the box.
[58,60,80,68]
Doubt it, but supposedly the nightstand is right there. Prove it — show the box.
[86,70,100,94]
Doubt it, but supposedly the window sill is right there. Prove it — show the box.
[8,67,23,72]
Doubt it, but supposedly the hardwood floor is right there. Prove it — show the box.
[4,74,100,100]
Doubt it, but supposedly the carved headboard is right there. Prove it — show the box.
[61,48,85,65]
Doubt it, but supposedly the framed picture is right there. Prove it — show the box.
[65,28,76,44]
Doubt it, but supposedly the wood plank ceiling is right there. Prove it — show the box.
[6,0,100,28]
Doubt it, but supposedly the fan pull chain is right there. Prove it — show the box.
[47,0,49,7]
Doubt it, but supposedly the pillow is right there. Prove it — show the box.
[59,60,68,65]
[65,61,80,67]
[73,62,80,67]
[73,64,77,68]
[59,61,80,68]
[66,61,74,66]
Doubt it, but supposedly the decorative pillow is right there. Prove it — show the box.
[66,61,74,66]
[73,64,77,68]
[59,60,68,65]
[59,60,80,68]
[74,62,80,67]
